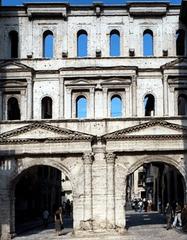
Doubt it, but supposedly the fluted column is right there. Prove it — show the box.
[103,88,108,118]
[27,78,33,120]
[89,88,95,118]
[163,75,169,116]
[83,152,94,224]
[106,152,115,228]
[59,76,64,119]
[0,89,3,120]
[132,75,137,117]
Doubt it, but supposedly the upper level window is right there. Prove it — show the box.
[77,30,88,57]
[43,31,54,59]
[178,94,187,115]
[110,30,120,57]
[144,94,155,116]
[143,30,153,56]
[41,97,52,119]
[176,29,185,56]
[111,95,122,117]
[9,30,18,58]
[76,96,87,118]
[7,97,20,120]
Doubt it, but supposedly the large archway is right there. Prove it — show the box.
[125,157,186,227]
[12,164,74,236]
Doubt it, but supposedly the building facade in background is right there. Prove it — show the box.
[0,1,187,239]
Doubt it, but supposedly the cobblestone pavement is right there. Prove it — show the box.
[14,211,187,240]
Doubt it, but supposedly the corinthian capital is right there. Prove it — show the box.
[82,152,94,165]
[105,152,116,164]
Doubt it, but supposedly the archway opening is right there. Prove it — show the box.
[125,161,185,227]
[14,165,73,235]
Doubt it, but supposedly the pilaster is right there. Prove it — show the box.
[27,78,33,120]
[132,75,137,117]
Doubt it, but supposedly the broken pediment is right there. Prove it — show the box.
[0,61,33,72]
[0,122,94,143]
[161,58,187,70]
[103,120,187,140]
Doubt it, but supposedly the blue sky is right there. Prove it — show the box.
[2,0,182,6]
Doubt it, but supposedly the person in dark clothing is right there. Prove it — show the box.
[54,207,63,236]
[165,202,173,230]
[182,204,187,232]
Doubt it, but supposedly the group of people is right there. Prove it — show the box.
[131,198,153,212]
[165,202,187,231]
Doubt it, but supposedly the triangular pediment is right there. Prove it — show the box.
[103,120,187,140]
[0,61,33,72]
[0,122,94,143]
[69,79,91,85]
[102,78,131,85]
[161,58,187,70]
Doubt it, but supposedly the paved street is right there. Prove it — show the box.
[14,211,187,240]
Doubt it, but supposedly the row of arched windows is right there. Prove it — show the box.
[6,94,187,120]
[8,28,186,58]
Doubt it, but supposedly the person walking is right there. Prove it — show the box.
[164,202,172,230]
[42,209,49,228]
[181,204,187,232]
[172,202,182,228]
[54,207,63,236]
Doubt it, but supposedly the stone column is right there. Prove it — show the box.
[89,88,95,118]
[82,153,94,228]
[163,75,169,116]
[27,78,33,120]
[92,141,107,230]
[105,152,115,229]
[132,75,137,117]
[66,88,72,119]
[0,89,3,120]
[103,88,108,118]
[0,190,11,240]
[59,76,64,119]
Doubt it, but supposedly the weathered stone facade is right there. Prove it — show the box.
[1,1,187,239]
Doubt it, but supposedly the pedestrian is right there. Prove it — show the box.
[164,202,172,230]
[42,209,49,228]
[54,207,63,236]
[172,202,182,228]
[181,204,187,232]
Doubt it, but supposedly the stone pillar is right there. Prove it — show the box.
[105,152,115,229]
[0,89,3,120]
[82,153,94,228]
[27,78,33,120]
[66,88,72,119]
[103,88,108,118]
[163,75,169,116]
[59,76,64,119]
[89,88,95,118]
[132,75,137,117]
[92,141,107,230]
[0,190,11,240]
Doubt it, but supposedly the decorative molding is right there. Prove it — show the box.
[103,120,187,140]
[0,122,94,144]
[105,152,116,164]
[82,152,94,165]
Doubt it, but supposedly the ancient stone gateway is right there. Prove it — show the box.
[0,120,187,239]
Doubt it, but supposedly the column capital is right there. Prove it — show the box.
[90,87,95,94]
[105,152,116,164]
[82,152,94,165]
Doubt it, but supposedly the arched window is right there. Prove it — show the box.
[111,95,122,117]
[43,31,54,59]
[110,30,120,57]
[7,97,20,120]
[178,94,187,115]
[144,94,155,116]
[77,30,88,57]
[76,96,87,118]
[9,30,18,58]
[41,97,52,119]
[176,29,185,56]
[143,30,153,56]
